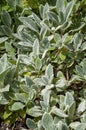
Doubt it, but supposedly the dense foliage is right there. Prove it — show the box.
[0,0,86,129]
[22,0,56,14]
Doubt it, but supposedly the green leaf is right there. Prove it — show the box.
[65,1,74,21]
[41,89,51,109]
[59,11,65,24]
[81,42,86,51]
[15,93,27,104]
[3,110,12,120]
[18,41,33,48]
[75,123,86,130]
[42,112,54,130]
[45,64,53,82]
[5,42,15,59]
[0,96,8,105]
[40,23,49,39]
[58,121,69,130]
[33,13,41,27]
[0,54,10,80]
[28,89,36,100]
[56,77,67,89]
[56,0,65,13]
[82,59,86,75]
[0,85,10,93]
[0,54,8,72]
[0,69,10,81]
[43,3,49,18]
[19,17,39,33]
[11,102,25,111]
[59,52,66,61]
[26,106,42,117]
[35,57,42,71]
[1,10,11,26]
[38,120,43,130]
[0,37,8,44]
[4,67,15,85]
[21,86,30,94]
[1,25,12,36]
[70,122,80,129]
[73,33,82,51]
[39,5,44,19]
[64,92,74,106]
[56,71,67,89]
[75,65,83,77]
[82,114,86,123]
[19,31,34,43]
[33,39,39,56]
[25,76,34,87]
[77,100,86,113]
[51,106,68,118]
[60,95,65,110]
[19,54,31,65]
[54,33,61,44]
[26,118,36,129]
[48,11,59,24]
[68,102,76,120]
[6,0,16,8]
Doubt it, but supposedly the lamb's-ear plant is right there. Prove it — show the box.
[0,0,86,129]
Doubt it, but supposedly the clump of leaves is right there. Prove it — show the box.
[0,0,86,130]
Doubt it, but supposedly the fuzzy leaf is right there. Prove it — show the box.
[1,10,11,26]
[51,106,68,118]
[75,123,86,130]
[64,92,74,106]
[26,118,36,129]
[11,102,25,111]
[42,112,54,130]
[77,100,86,113]
[33,39,39,56]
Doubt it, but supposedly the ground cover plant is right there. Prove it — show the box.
[0,0,86,129]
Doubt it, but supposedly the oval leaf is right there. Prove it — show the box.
[51,106,68,118]
[42,112,54,130]
[11,102,25,111]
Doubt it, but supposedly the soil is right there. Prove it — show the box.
[0,119,29,130]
